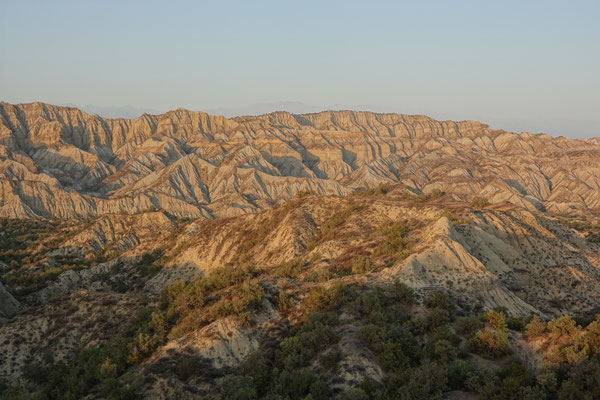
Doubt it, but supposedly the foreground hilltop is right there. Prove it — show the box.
[0,102,599,219]
[2,188,600,398]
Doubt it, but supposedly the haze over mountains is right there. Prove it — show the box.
[62,101,599,139]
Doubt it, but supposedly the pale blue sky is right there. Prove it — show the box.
[1,0,598,137]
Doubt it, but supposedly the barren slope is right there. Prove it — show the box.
[1,102,599,219]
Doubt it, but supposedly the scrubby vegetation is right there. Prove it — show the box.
[0,217,148,297]
[352,183,395,197]
[0,218,83,296]
[2,307,165,399]
[4,203,600,399]
[471,196,490,208]
[306,202,363,250]
[373,221,411,262]
[210,283,600,400]
[396,188,444,203]
[554,213,600,237]
[5,264,600,400]
[352,185,445,204]
[162,264,265,338]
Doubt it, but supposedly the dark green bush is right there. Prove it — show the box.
[454,316,485,337]
[390,280,415,304]
[423,291,454,312]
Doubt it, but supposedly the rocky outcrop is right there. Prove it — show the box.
[1,102,599,220]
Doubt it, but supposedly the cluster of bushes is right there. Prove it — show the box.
[373,221,411,261]
[0,263,269,399]
[306,203,363,250]
[1,255,93,297]
[352,183,395,197]
[5,243,600,400]
[161,264,265,338]
[352,186,445,201]
[351,255,377,274]
[452,309,600,399]
[218,283,600,400]
[1,307,166,399]
[217,286,355,399]
[555,214,600,233]
[0,218,64,295]
[0,217,142,297]
[442,209,472,227]
[396,189,444,203]
[468,310,511,358]
[217,285,479,400]
[274,258,304,278]
[524,314,600,368]
[0,218,59,264]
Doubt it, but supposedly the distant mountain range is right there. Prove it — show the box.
[0,101,599,220]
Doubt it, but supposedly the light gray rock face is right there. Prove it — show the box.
[1,102,599,220]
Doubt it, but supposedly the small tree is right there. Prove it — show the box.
[484,310,508,332]
[351,256,375,274]
[525,315,546,339]
[99,357,117,378]
[470,310,511,358]
[277,290,294,313]
[391,280,415,304]
[423,291,454,312]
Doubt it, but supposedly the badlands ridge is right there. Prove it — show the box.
[1,101,599,220]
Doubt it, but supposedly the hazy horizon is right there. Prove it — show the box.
[1,1,598,138]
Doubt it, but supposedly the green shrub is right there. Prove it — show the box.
[341,388,369,400]
[426,339,458,362]
[524,315,546,339]
[319,349,342,372]
[423,291,454,312]
[272,367,329,400]
[390,280,415,304]
[208,264,262,289]
[454,316,484,338]
[175,356,198,381]
[469,329,511,358]
[274,258,303,278]
[425,308,451,331]
[302,283,357,313]
[351,255,376,274]
[387,360,448,400]
[471,197,490,208]
[205,281,264,321]
[374,221,410,260]
[445,359,478,390]
[507,315,526,332]
[277,313,339,370]
[276,290,295,313]
[220,375,256,400]
[547,315,579,339]
[377,342,410,371]
[484,310,508,332]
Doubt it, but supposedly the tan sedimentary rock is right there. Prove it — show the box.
[0,102,598,220]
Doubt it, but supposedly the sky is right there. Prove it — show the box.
[1,0,599,138]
